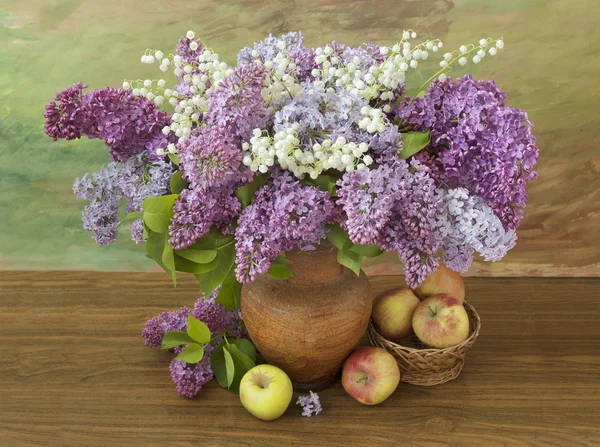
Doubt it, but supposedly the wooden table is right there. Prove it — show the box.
[1,272,599,446]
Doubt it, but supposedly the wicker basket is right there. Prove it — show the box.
[367,301,481,386]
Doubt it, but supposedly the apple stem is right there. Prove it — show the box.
[428,305,437,317]
[357,373,370,385]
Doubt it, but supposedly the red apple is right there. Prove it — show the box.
[412,294,470,348]
[413,264,465,302]
[341,347,400,405]
[372,287,420,341]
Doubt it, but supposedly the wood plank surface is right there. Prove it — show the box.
[0,272,599,446]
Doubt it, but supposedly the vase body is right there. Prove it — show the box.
[241,242,372,390]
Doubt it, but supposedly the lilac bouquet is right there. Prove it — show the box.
[44,30,538,398]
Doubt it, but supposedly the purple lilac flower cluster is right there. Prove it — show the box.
[142,291,238,348]
[397,75,538,230]
[44,84,173,162]
[142,291,244,398]
[207,63,270,142]
[168,185,242,250]
[169,357,214,398]
[337,157,442,287]
[235,170,338,283]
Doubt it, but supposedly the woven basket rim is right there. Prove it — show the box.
[368,301,481,354]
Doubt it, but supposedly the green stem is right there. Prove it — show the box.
[409,38,502,104]
[207,320,243,345]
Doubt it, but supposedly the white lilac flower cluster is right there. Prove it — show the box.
[437,38,504,82]
[257,45,303,108]
[125,32,235,153]
[243,127,372,179]
[310,31,442,102]
[358,106,387,133]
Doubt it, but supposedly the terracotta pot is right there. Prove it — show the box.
[241,242,372,390]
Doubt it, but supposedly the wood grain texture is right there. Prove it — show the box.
[1,0,599,276]
[1,271,599,446]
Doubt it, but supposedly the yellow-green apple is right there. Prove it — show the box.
[372,287,420,341]
[239,364,293,421]
[412,294,470,348]
[413,264,465,302]
[341,347,400,405]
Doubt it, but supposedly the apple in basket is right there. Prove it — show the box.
[371,287,420,342]
[341,347,400,405]
[412,294,470,349]
[413,264,465,303]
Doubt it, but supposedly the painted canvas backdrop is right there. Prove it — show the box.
[1,0,598,276]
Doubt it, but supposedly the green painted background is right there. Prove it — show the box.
[1,0,599,276]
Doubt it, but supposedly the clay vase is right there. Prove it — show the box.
[241,242,372,390]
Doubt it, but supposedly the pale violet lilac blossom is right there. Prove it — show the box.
[72,155,173,245]
[436,188,517,272]
[206,62,270,142]
[297,391,322,417]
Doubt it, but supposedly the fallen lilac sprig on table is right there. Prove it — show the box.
[297,391,323,417]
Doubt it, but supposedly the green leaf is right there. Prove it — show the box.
[142,194,178,233]
[228,345,255,371]
[169,171,188,194]
[327,224,350,250]
[126,211,143,220]
[229,338,257,362]
[189,227,234,251]
[364,251,387,267]
[175,248,218,264]
[168,153,180,165]
[210,346,229,388]
[225,344,256,394]
[399,130,431,159]
[146,229,175,281]
[216,276,242,311]
[186,314,211,344]
[349,244,383,257]
[273,254,293,265]
[161,241,176,285]
[267,262,293,280]
[304,174,338,196]
[175,343,205,364]
[174,254,219,274]
[223,347,235,387]
[337,241,364,277]
[235,175,266,207]
[161,331,194,350]
[195,244,236,296]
